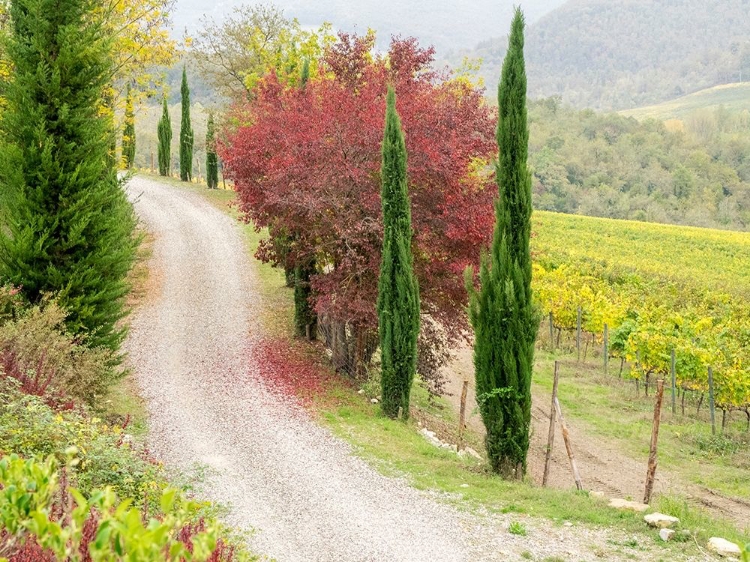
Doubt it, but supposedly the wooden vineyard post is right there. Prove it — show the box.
[457,380,469,452]
[549,312,554,351]
[708,366,716,435]
[669,349,677,415]
[576,307,582,362]
[644,379,665,504]
[554,396,583,490]
[603,323,609,375]
[543,362,560,486]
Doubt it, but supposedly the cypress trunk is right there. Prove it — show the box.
[157,95,171,176]
[0,0,138,353]
[179,66,194,181]
[377,87,420,420]
[466,8,538,478]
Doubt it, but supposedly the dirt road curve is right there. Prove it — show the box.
[123,176,696,562]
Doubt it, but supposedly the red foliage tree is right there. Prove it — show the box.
[221,33,496,381]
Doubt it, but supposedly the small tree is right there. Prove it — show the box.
[0,0,138,352]
[378,87,420,419]
[466,8,538,478]
[179,66,193,181]
[122,83,136,169]
[157,95,171,176]
[205,112,219,189]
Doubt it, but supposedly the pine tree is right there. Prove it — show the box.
[205,112,219,189]
[0,0,138,352]
[377,87,420,420]
[122,83,136,169]
[157,95,171,176]
[466,8,538,478]
[179,66,194,181]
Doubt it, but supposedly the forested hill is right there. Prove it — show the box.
[461,0,750,110]
[173,0,565,54]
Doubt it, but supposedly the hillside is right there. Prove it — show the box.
[621,83,750,121]
[460,0,750,110]
[172,0,565,54]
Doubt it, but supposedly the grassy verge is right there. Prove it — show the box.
[157,173,749,557]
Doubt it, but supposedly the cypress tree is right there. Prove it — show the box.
[122,83,136,169]
[0,0,138,352]
[377,87,420,420]
[466,8,538,478]
[179,66,194,181]
[157,95,171,176]
[205,112,219,189]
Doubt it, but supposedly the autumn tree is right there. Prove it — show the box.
[122,83,136,168]
[157,95,171,176]
[191,3,333,99]
[466,9,538,478]
[0,0,138,352]
[205,112,218,189]
[378,87,420,419]
[221,34,496,380]
[179,67,193,181]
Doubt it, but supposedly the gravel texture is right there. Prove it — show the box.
[123,176,702,562]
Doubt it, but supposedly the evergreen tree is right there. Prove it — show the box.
[205,112,219,189]
[157,95,171,176]
[122,83,136,169]
[294,259,317,340]
[0,0,138,352]
[466,8,538,478]
[179,66,194,181]
[300,58,310,87]
[377,87,420,420]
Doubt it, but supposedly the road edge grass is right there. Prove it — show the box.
[151,173,748,558]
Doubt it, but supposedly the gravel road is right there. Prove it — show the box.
[123,176,697,562]
[123,176,471,562]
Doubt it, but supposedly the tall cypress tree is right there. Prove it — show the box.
[179,66,194,181]
[122,83,136,169]
[205,112,218,189]
[378,87,420,420]
[157,95,171,176]
[0,0,138,352]
[466,8,537,478]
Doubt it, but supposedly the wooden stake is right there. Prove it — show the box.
[457,380,468,452]
[708,366,716,435]
[543,362,560,486]
[643,379,665,504]
[603,323,609,375]
[554,396,582,490]
[670,348,676,415]
[576,307,582,361]
[549,312,554,351]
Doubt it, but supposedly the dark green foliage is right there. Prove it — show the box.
[205,112,219,189]
[179,66,194,182]
[294,259,317,340]
[157,95,171,176]
[466,9,538,477]
[300,58,310,87]
[122,84,136,169]
[0,0,138,353]
[377,87,420,420]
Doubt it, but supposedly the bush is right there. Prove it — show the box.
[0,298,117,405]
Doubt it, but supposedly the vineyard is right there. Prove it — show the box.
[532,211,750,420]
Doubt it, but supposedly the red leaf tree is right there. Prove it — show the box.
[221,33,496,385]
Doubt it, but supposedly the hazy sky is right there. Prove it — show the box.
[171,0,568,54]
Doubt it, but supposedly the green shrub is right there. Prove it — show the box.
[0,299,117,405]
[509,521,527,536]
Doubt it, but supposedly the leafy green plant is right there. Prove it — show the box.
[509,521,527,536]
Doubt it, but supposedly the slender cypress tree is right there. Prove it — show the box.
[0,0,138,352]
[378,87,420,420]
[122,83,136,169]
[179,66,194,181]
[157,95,171,176]
[466,8,538,478]
[205,112,219,189]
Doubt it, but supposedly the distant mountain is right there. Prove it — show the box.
[461,0,750,110]
[170,0,567,54]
